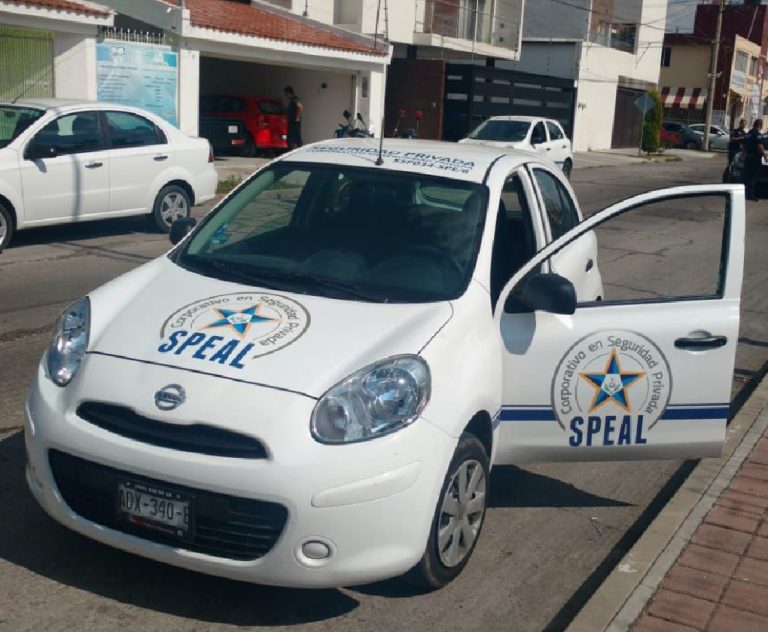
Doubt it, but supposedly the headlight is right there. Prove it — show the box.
[47,297,90,387]
[311,355,431,444]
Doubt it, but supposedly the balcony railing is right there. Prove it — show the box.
[416,0,520,50]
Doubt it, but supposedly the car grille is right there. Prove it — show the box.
[49,450,288,561]
[76,402,268,459]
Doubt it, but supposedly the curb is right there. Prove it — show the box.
[566,375,768,632]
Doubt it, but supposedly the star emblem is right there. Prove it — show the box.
[205,304,278,338]
[579,349,645,413]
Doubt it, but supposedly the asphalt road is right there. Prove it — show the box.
[1,155,767,632]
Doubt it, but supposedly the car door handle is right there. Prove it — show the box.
[84,161,103,169]
[674,335,728,350]
[153,155,169,161]
[586,258,594,272]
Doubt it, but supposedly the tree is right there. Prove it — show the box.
[641,89,663,154]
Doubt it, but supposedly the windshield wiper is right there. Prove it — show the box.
[242,268,386,302]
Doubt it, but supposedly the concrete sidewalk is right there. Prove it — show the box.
[568,376,768,632]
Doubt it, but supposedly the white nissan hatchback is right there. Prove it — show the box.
[0,99,217,250]
[25,139,743,590]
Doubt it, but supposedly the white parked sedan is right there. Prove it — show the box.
[459,116,574,177]
[0,99,217,250]
[688,123,729,151]
[25,138,743,590]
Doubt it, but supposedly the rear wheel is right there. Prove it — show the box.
[0,203,13,252]
[685,140,699,150]
[238,133,256,157]
[151,184,191,233]
[562,159,573,179]
[406,432,489,590]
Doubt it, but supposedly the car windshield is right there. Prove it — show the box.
[0,105,44,148]
[174,163,489,303]
[468,120,530,142]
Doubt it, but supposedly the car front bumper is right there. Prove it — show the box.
[25,353,455,588]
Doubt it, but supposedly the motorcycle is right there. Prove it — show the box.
[335,110,374,138]
[392,108,423,139]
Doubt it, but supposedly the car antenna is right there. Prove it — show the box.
[374,0,388,166]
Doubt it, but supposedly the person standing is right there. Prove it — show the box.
[728,118,747,165]
[742,119,765,202]
[284,86,303,150]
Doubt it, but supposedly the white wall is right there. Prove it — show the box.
[501,41,579,79]
[178,47,200,135]
[53,33,97,99]
[199,56,358,143]
[571,0,667,151]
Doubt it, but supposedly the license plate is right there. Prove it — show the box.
[117,479,193,540]
[227,125,238,133]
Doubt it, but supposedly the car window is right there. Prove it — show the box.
[106,111,165,148]
[546,121,564,141]
[531,122,547,145]
[259,101,286,115]
[468,120,530,142]
[0,106,44,148]
[28,111,102,156]
[532,168,579,240]
[179,164,489,303]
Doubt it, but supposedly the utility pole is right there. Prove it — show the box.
[703,0,726,152]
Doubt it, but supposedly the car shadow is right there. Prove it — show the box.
[8,216,160,249]
[0,432,359,626]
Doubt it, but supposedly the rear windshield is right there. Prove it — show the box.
[0,106,44,148]
[200,96,247,112]
[258,101,286,115]
[468,120,530,142]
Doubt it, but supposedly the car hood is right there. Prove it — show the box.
[87,257,453,398]
[460,138,530,150]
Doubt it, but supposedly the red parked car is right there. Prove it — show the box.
[199,95,288,156]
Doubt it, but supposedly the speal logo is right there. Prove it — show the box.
[551,331,672,447]
[157,293,310,370]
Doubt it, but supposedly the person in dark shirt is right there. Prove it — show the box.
[742,119,765,202]
[728,118,746,165]
[284,86,303,150]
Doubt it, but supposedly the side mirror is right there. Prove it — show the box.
[506,272,576,315]
[26,144,57,161]
[169,217,197,245]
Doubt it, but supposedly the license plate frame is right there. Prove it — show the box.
[116,478,194,542]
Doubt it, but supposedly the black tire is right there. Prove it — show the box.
[406,432,490,590]
[562,159,573,180]
[0,203,13,252]
[722,167,731,184]
[685,140,699,151]
[151,184,191,233]
[238,133,256,157]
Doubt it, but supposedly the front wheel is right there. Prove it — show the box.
[0,203,13,252]
[407,432,489,590]
[151,184,191,233]
[562,159,573,179]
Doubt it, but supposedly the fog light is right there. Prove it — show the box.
[302,540,331,560]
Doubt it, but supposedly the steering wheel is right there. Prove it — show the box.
[403,245,464,278]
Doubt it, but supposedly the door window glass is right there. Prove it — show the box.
[532,168,579,240]
[106,111,164,148]
[28,111,102,156]
[546,121,564,141]
[531,122,546,145]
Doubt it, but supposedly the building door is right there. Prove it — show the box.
[611,87,645,149]
[0,25,54,101]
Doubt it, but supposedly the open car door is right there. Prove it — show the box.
[494,185,744,464]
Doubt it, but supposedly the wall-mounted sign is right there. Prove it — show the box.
[96,41,178,126]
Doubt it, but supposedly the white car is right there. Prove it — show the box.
[0,99,217,251]
[25,138,743,590]
[459,116,574,178]
[688,124,729,151]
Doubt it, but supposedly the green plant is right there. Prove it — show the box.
[641,90,663,155]
[216,175,243,195]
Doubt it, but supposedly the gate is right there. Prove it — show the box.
[611,87,645,149]
[0,25,54,101]
[443,64,575,141]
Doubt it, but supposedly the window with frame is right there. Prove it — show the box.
[661,46,671,68]
[749,56,759,76]
[531,122,547,145]
[546,121,564,141]
[106,111,164,148]
[532,168,579,241]
[736,51,748,73]
[29,111,102,156]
